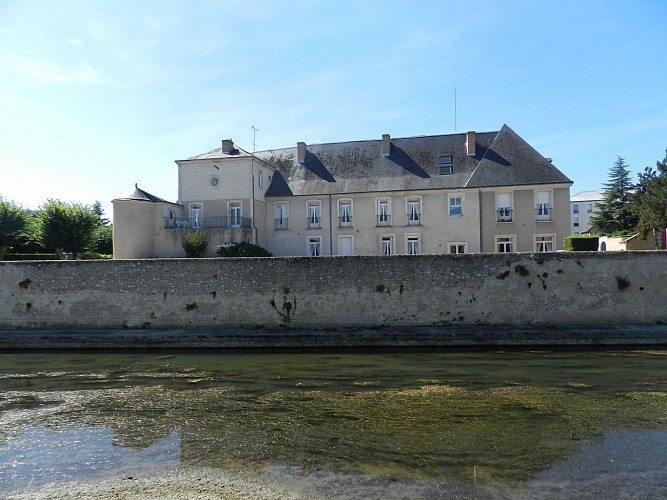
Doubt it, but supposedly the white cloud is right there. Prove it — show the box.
[1,55,103,84]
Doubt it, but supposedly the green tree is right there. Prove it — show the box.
[37,200,99,259]
[633,150,667,250]
[591,156,638,234]
[0,198,31,258]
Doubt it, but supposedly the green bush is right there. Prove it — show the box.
[81,252,113,260]
[564,235,599,251]
[182,232,209,258]
[215,242,272,257]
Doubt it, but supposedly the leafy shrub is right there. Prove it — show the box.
[81,252,113,260]
[182,232,209,258]
[564,235,599,251]
[215,242,272,257]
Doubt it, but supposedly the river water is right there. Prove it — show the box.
[1,348,667,498]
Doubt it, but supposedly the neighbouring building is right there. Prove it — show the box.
[570,190,604,235]
[112,124,572,258]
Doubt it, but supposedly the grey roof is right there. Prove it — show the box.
[185,124,572,198]
[571,190,605,202]
[114,184,179,205]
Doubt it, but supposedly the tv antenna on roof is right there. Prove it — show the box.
[454,87,457,133]
[251,125,259,152]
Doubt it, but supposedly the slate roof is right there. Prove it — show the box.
[114,184,180,205]
[571,190,604,202]
[185,124,572,198]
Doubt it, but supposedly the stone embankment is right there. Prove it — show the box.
[1,251,666,347]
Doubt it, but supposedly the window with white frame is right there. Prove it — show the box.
[406,197,421,226]
[275,202,288,230]
[448,242,467,254]
[406,234,420,255]
[189,203,204,228]
[438,155,453,175]
[535,191,552,221]
[377,198,391,226]
[380,235,394,255]
[449,195,463,217]
[572,203,579,214]
[535,234,555,252]
[495,235,515,253]
[573,216,579,228]
[339,199,352,227]
[586,203,593,213]
[257,171,263,188]
[338,235,354,256]
[496,193,512,222]
[308,201,321,229]
[228,201,242,228]
[307,236,322,256]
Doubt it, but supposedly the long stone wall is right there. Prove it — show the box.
[1,252,666,334]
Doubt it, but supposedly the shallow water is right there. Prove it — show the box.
[2,348,667,496]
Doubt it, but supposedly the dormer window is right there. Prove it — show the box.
[438,155,453,175]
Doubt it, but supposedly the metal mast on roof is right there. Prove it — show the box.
[454,87,457,133]
[251,125,259,152]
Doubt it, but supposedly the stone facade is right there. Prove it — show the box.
[113,125,572,258]
[1,252,665,331]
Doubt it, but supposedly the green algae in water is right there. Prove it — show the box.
[2,350,667,488]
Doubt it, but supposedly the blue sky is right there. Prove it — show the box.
[1,0,666,217]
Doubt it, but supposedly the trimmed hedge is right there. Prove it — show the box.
[215,242,272,257]
[564,235,599,251]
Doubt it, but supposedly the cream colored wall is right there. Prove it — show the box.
[113,200,180,259]
[479,185,571,253]
[265,190,482,256]
[178,158,254,205]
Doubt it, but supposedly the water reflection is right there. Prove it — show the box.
[0,427,180,490]
[1,349,667,496]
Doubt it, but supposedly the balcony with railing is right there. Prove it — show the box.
[339,215,353,228]
[535,206,553,222]
[165,216,252,229]
[406,212,421,226]
[376,214,392,227]
[307,216,321,229]
[496,207,513,223]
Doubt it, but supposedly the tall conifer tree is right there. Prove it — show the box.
[592,156,637,233]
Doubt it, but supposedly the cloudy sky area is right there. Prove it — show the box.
[1,0,666,216]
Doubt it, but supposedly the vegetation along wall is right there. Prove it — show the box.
[0,252,666,331]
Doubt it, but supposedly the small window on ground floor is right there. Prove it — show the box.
[380,235,394,256]
[535,234,555,252]
[495,235,515,253]
[307,236,322,256]
[448,242,467,254]
[406,234,420,255]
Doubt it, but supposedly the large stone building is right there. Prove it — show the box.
[112,124,572,258]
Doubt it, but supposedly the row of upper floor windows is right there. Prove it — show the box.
[572,203,597,214]
[275,190,556,230]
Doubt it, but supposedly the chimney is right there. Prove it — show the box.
[297,141,307,164]
[465,131,476,156]
[222,139,234,154]
[382,134,391,158]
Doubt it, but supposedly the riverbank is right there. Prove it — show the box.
[2,324,667,349]
[6,466,310,500]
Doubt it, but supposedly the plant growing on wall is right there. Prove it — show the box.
[182,231,209,258]
[270,286,297,325]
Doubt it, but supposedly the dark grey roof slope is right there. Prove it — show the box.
[114,184,179,205]
[186,125,571,198]
[466,125,571,188]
